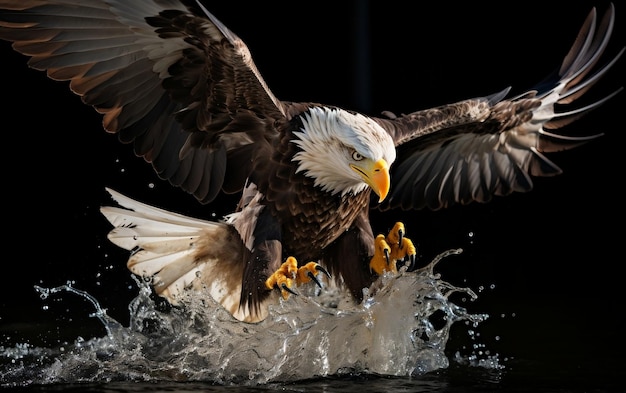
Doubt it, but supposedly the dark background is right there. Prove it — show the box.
[1,0,624,384]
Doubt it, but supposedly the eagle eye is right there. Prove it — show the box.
[351,151,364,161]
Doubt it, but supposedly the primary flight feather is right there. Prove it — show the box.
[0,1,622,322]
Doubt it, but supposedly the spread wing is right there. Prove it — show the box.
[0,0,289,203]
[374,4,624,211]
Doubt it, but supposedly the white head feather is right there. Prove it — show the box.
[291,107,396,197]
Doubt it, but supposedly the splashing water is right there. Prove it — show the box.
[0,248,494,387]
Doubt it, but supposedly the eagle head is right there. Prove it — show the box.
[292,107,396,202]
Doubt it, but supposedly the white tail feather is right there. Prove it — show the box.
[100,188,269,322]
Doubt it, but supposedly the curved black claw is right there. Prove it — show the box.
[397,228,404,248]
[279,283,298,296]
[408,254,416,271]
[307,271,323,288]
[384,247,390,266]
[307,265,331,289]
[397,254,417,272]
[316,265,331,279]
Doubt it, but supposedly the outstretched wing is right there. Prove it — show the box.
[0,0,288,203]
[374,4,624,211]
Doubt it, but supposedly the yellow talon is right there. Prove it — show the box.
[370,234,394,275]
[296,261,325,284]
[265,256,298,299]
[265,258,331,300]
[370,222,417,274]
[387,222,416,270]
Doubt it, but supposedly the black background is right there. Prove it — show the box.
[1,0,624,384]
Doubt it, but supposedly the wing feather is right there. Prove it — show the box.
[375,4,623,211]
[0,0,289,204]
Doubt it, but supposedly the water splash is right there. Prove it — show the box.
[0,248,494,387]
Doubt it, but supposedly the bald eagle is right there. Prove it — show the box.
[0,1,622,323]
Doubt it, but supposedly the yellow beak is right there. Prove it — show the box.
[351,158,390,203]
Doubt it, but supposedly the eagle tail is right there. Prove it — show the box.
[100,188,265,322]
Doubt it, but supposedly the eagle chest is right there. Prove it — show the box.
[263,127,371,260]
[275,181,370,261]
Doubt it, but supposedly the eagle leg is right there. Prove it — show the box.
[369,222,416,274]
[265,258,330,300]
